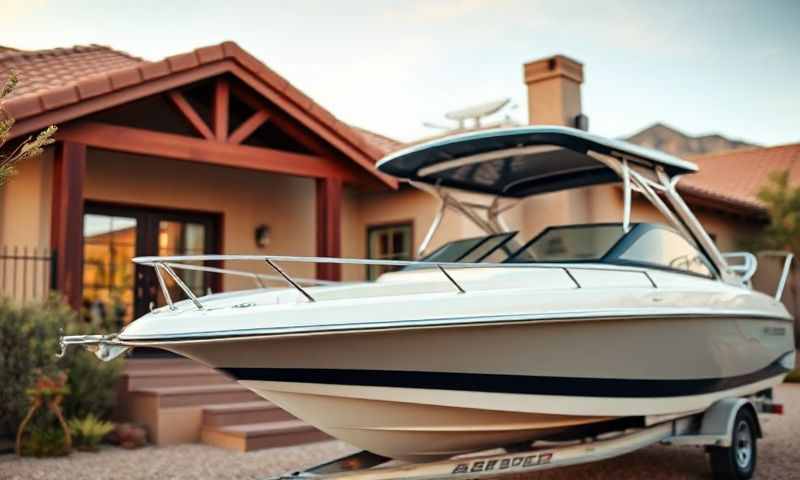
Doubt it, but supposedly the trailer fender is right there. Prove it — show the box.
[700,399,761,446]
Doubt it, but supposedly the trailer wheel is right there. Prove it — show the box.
[708,408,757,480]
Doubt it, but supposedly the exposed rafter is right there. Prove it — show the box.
[228,108,270,145]
[166,90,214,140]
[231,84,335,159]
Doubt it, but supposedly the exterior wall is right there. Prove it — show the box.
[0,147,53,249]
[84,149,317,291]
[583,185,761,251]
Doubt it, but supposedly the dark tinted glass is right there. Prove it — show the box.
[508,225,625,262]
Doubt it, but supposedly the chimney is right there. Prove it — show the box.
[523,55,584,127]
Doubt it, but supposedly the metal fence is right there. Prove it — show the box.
[0,246,57,303]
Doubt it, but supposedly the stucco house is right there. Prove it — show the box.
[0,42,797,450]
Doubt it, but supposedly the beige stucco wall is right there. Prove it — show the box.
[583,185,760,251]
[0,147,53,250]
[84,149,317,291]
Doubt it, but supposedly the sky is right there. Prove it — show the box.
[4,0,799,145]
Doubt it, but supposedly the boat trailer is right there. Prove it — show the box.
[269,395,782,480]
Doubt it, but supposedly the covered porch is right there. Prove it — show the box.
[15,47,396,315]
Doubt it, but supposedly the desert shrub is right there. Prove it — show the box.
[0,296,123,438]
[19,426,70,457]
[68,414,114,451]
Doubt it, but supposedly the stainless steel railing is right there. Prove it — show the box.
[132,254,659,311]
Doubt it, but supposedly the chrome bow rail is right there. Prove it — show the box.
[132,254,659,311]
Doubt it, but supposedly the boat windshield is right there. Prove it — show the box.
[414,232,518,265]
[507,224,626,263]
[408,223,713,278]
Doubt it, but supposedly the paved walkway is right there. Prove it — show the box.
[3,384,799,480]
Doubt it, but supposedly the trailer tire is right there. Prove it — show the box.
[708,407,757,480]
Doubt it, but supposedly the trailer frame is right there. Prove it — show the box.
[268,394,782,480]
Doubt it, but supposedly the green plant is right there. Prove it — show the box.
[757,170,800,255]
[19,426,70,457]
[16,370,71,456]
[1,71,57,186]
[68,415,114,451]
[0,296,123,439]
[756,169,800,346]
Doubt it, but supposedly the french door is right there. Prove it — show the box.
[82,202,220,324]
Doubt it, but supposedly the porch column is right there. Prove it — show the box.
[315,177,342,281]
[51,141,86,310]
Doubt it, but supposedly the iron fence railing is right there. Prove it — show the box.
[0,246,57,303]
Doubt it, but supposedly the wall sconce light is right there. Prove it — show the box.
[255,224,271,249]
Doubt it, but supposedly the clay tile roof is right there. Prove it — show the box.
[353,126,405,156]
[0,45,141,98]
[681,143,800,215]
[0,42,396,188]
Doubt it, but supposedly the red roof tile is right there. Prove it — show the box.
[354,127,405,156]
[0,45,141,99]
[682,143,800,215]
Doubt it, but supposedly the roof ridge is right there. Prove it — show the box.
[352,125,401,144]
[0,44,142,64]
[689,141,800,160]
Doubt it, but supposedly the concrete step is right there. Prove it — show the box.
[132,384,260,408]
[201,420,330,452]
[202,401,295,427]
[123,367,233,390]
[124,358,206,372]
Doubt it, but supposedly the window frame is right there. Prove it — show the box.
[365,221,414,280]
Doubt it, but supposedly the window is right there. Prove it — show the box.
[619,227,712,277]
[413,232,517,266]
[366,223,412,280]
[83,214,138,323]
[508,224,626,263]
[156,220,208,304]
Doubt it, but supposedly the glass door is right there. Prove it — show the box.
[83,213,138,326]
[152,219,210,307]
[83,203,219,324]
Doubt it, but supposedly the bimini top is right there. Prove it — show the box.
[376,126,698,198]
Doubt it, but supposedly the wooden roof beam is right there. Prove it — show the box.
[57,121,369,184]
[213,78,230,141]
[228,108,270,145]
[166,90,214,140]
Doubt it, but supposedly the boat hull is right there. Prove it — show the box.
[153,314,793,461]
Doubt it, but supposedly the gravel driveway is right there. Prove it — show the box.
[3,384,798,480]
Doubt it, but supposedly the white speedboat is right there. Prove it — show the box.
[62,126,795,462]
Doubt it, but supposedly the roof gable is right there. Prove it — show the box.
[1,42,396,188]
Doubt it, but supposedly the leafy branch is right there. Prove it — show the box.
[0,71,58,186]
[757,169,800,256]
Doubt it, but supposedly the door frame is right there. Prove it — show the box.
[83,199,223,318]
